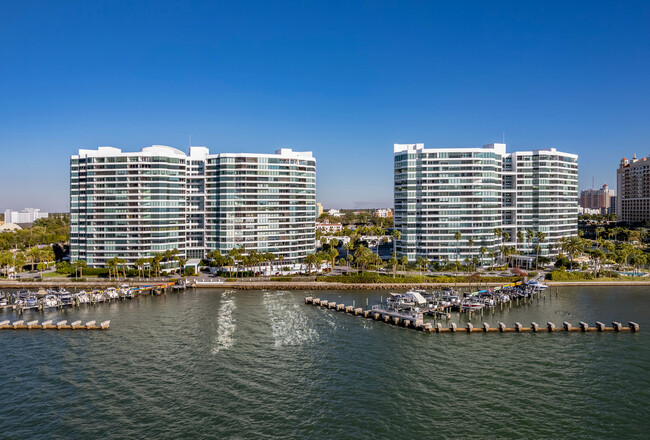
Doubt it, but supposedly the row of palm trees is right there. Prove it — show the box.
[0,246,56,278]
[559,235,648,274]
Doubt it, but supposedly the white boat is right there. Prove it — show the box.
[105,288,119,300]
[461,300,485,311]
[76,291,90,304]
[91,291,105,303]
[527,280,548,290]
[43,295,60,309]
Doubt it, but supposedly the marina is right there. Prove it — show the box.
[304,280,640,334]
[0,281,183,314]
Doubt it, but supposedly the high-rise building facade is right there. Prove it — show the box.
[70,146,316,267]
[579,184,615,214]
[617,155,650,223]
[394,143,578,264]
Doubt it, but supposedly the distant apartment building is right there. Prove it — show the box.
[327,209,343,217]
[617,154,650,223]
[70,145,316,267]
[316,220,343,233]
[394,143,578,264]
[316,202,323,217]
[579,184,615,214]
[4,208,49,224]
[375,208,393,218]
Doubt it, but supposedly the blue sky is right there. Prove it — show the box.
[1,0,648,211]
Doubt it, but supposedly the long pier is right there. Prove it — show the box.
[0,319,110,330]
[304,297,640,334]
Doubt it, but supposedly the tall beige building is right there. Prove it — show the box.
[579,184,615,214]
[617,154,650,223]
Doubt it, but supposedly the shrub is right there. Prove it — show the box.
[184,267,196,276]
[545,269,595,281]
[270,277,293,281]
[56,261,72,274]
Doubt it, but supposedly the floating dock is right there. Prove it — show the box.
[304,297,639,334]
[0,319,110,330]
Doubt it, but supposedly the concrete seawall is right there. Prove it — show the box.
[1,280,649,290]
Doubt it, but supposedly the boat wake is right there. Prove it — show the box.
[263,291,319,348]
[212,291,236,354]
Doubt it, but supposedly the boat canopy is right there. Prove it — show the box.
[404,291,427,305]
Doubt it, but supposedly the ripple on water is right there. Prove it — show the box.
[212,290,236,354]
[263,290,319,347]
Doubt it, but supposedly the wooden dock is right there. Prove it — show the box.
[0,319,110,330]
[304,297,640,334]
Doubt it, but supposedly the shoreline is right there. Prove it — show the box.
[2,279,650,290]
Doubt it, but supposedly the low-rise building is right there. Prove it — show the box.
[316,220,343,233]
[375,208,393,218]
[4,208,48,224]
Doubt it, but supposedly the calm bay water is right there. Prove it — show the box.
[1,286,648,439]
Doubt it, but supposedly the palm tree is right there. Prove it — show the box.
[106,257,117,281]
[399,255,408,274]
[305,254,318,274]
[526,229,535,253]
[517,231,524,248]
[454,231,462,262]
[502,233,510,266]
[153,253,164,277]
[391,230,401,259]
[228,247,243,278]
[415,256,428,275]
[563,236,585,269]
[328,247,339,273]
[479,246,487,270]
[388,256,398,278]
[178,257,188,275]
[0,251,13,278]
[468,238,474,262]
[73,259,87,279]
[535,231,546,268]
[26,246,40,272]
